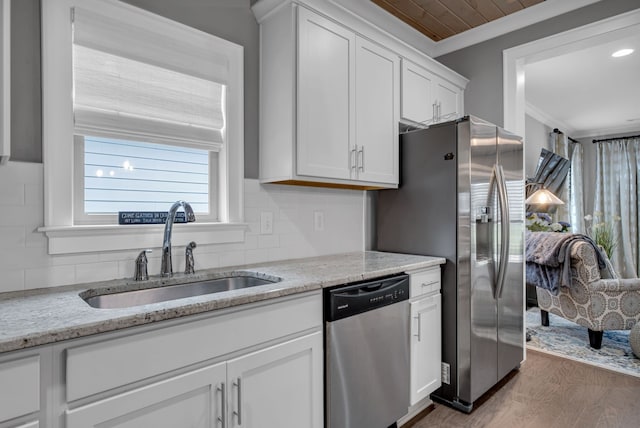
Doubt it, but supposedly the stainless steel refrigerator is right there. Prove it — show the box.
[376,116,524,412]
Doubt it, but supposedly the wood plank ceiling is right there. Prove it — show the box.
[371,0,545,41]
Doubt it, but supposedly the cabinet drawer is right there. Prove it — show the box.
[66,363,226,428]
[0,355,40,421]
[66,292,322,402]
[408,267,441,298]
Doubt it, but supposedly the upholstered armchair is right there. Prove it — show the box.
[534,240,640,349]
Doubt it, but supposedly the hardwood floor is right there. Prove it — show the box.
[408,349,640,428]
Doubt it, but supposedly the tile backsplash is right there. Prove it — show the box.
[0,162,366,292]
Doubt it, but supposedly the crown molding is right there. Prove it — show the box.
[433,0,602,57]
[331,0,437,57]
[525,101,575,136]
[573,123,640,139]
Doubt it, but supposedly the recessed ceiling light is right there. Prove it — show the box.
[612,48,634,58]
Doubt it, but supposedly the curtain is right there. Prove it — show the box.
[549,132,571,223]
[594,138,640,278]
[548,131,585,233]
[569,143,585,233]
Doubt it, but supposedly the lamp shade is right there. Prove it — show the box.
[525,188,564,206]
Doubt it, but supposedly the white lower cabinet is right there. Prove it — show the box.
[12,422,40,428]
[65,332,323,428]
[226,332,323,428]
[62,292,323,428]
[410,293,441,404]
[66,363,227,428]
[407,268,442,406]
[0,353,41,427]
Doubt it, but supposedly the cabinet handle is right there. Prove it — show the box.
[358,146,364,172]
[432,103,437,122]
[414,314,421,341]
[421,280,440,288]
[350,146,358,171]
[233,378,242,425]
[438,102,442,121]
[217,382,226,427]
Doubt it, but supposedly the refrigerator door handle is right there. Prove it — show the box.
[486,166,498,297]
[495,164,510,299]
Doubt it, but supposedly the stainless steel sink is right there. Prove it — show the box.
[83,275,279,309]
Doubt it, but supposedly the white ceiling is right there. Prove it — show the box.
[525,28,640,138]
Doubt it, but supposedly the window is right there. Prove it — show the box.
[41,0,245,254]
[77,136,213,215]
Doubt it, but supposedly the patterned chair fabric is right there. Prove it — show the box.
[535,241,640,345]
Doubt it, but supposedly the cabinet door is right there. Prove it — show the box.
[355,37,399,184]
[0,355,40,423]
[410,294,442,405]
[227,332,323,428]
[66,363,226,428]
[434,77,462,123]
[297,7,354,180]
[400,59,435,125]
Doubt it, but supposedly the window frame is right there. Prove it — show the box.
[40,0,245,255]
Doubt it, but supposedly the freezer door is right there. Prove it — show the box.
[458,116,499,404]
[496,127,525,380]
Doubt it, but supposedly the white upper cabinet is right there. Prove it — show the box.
[297,8,355,181]
[254,0,466,189]
[401,59,464,127]
[434,77,462,123]
[298,11,399,185]
[256,2,402,189]
[355,37,399,184]
[401,60,436,126]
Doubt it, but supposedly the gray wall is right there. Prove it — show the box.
[435,0,640,128]
[10,0,41,163]
[524,114,551,179]
[10,0,260,178]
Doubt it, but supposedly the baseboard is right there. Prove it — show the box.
[397,397,435,427]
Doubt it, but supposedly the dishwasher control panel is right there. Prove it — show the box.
[325,274,409,321]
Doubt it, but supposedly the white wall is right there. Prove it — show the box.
[0,162,365,293]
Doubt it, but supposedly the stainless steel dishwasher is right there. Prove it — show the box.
[325,274,410,428]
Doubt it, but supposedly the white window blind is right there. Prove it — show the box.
[71,6,227,149]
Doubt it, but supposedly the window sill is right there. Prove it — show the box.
[38,222,248,255]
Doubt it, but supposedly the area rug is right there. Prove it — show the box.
[526,307,640,378]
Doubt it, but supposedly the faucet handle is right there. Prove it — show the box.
[134,249,152,281]
[185,242,197,274]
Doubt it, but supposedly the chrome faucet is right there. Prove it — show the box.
[161,200,196,277]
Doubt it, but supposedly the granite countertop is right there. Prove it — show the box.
[0,251,444,354]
